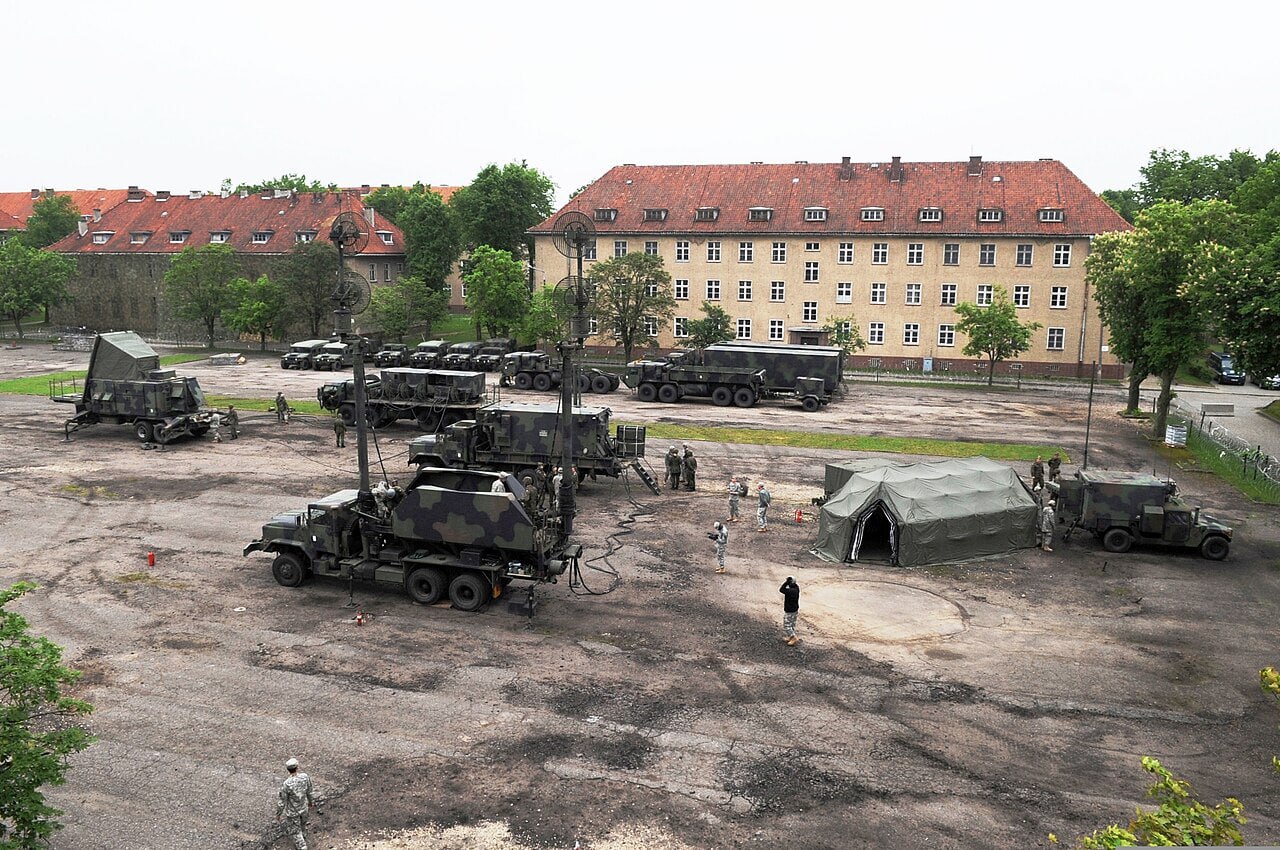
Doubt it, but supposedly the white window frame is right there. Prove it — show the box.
[644,316,658,337]
[802,301,818,323]
[739,241,753,262]
[368,263,376,282]
[706,280,721,301]
[707,241,721,262]
[130,233,149,244]
[868,322,885,345]
[906,242,923,265]
[673,317,688,338]
[1047,327,1065,350]
[748,207,773,222]
[1054,243,1072,267]
[943,243,959,265]
[91,232,112,244]
[770,280,785,302]
[805,241,820,252]
[377,231,394,245]
[645,281,659,297]
[736,318,752,339]
[905,283,922,305]
[771,242,787,263]
[804,261,819,283]
[978,208,1003,222]
[695,207,719,222]
[861,207,885,222]
[674,279,689,300]
[804,207,828,222]
[169,232,188,244]
[870,282,887,304]
[383,263,391,282]
[738,280,752,301]
[252,231,272,244]
[903,323,920,346]
[977,284,994,306]
[769,319,784,341]
[675,240,689,262]
[872,243,888,264]
[838,242,854,263]
[1051,286,1068,309]
[979,243,996,266]
[1016,244,1033,266]
[1013,285,1031,308]
[210,231,230,244]
[583,240,597,261]
[938,324,955,347]
[836,281,852,304]
[1039,208,1065,223]
[614,240,627,258]
[644,240,659,256]
[940,283,957,306]
[919,207,943,222]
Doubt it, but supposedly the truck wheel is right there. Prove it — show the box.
[134,422,152,443]
[1200,535,1230,561]
[711,387,733,407]
[658,383,680,403]
[733,387,757,408]
[339,404,358,427]
[152,425,171,445]
[272,553,307,587]
[449,573,488,612]
[578,373,591,393]
[591,374,613,394]
[1102,528,1133,553]
[608,375,620,391]
[533,373,553,392]
[637,383,658,402]
[801,395,821,413]
[514,372,533,390]
[406,567,447,604]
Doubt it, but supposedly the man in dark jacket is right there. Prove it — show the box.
[779,576,800,646]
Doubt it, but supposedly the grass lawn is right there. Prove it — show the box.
[0,354,208,395]
[1155,430,1280,505]
[1262,400,1280,424]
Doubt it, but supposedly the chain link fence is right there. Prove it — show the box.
[1172,398,1280,496]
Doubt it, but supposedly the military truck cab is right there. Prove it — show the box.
[443,341,485,370]
[501,351,563,391]
[281,339,330,370]
[313,341,355,371]
[623,359,766,408]
[373,343,409,367]
[472,338,518,372]
[408,340,449,369]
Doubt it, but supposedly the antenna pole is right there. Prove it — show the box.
[332,239,371,498]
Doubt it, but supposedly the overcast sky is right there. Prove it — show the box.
[7,1,1277,208]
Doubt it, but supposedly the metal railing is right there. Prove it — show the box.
[1173,398,1280,494]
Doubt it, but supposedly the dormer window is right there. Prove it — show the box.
[296,231,317,243]
[91,232,112,244]
[695,207,719,222]
[804,207,828,222]
[748,207,773,222]
[643,208,668,222]
[377,230,394,244]
[978,208,1004,223]
[169,231,189,244]
[594,208,617,222]
[252,231,273,244]
[918,207,943,222]
[130,232,151,245]
[210,231,230,244]
[1038,208,1065,223]
[860,207,885,222]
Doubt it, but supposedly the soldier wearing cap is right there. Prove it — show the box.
[1039,498,1057,552]
[681,446,698,491]
[1030,456,1045,492]
[1047,452,1062,483]
[333,414,346,448]
[756,482,773,532]
[276,757,316,850]
[225,405,239,440]
[275,392,289,423]
[710,520,729,573]
[664,447,682,491]
[727,476,746,522]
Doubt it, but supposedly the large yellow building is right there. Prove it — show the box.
[530,156,1130,378]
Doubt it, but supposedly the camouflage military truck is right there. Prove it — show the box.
[443,341,485,370]
[373,343,409,367]
[501,351,562,391]
[408,339,449,369]
[312,341,356,371]
[318,368,487,430]
[406,401,657,492]
[281,339,330,370]
[1050,470,1233,560]
[701,341,844,410]
[622,359,767,408]
[243,467,581,611]
[51,331,214,444]
[471,337,519,371]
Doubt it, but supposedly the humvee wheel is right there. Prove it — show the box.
[801,395,821,413]
[134,422,152,443]
[514,372,533,390]
[406,567,447,604]
[733,387,757,408]
[637,382,658,402]
[533,372,553,392]
[711,386,733,406]
[271,553,307,587]
[1102,528,1133,553]
[449,573,489,612]
[591,374,613,394]
[658,383,680,403]
[1200,535,1230,561]
[339,404,358,427]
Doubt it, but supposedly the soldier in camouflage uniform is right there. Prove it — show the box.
[756,483,772,532]
[664,447,681,491]
[682,446,698,491]
[710,521,729,573]
[727,476,746,521]
[1039,498,1056,552]
[276,757,316,850]
[333,415,346,448]
[225,405,239,440]
[276,392,289,423]
[1047,452,1062,483]
[1030,456,1045,492]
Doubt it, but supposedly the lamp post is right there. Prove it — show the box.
[1082,360,1097,470]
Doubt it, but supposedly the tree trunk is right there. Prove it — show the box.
[206,318,217,349]
[1126,370,1144,412]
[1151,369,1176,440]
[13,317,24,339]
[987,356,996,386]
[259,331,268,352]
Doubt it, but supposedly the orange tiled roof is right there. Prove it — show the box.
[532,158,1130,237]
[0,188,144,223]
[347,184,463,204]
[50,190,405,255]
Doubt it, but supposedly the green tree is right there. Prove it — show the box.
[820,315,868,356]
[463,246,530,337]
[222,274,290,351]
[587,253,676,362]
[278,240,339,338]
[0,582,94,848]
[398,190,462,288]
[521,284,571,348]
[1263,666,1280,774]
[369,275,447,342]
[1100,188,1141,225]
[684,302,734,349]
[0,240,75,338]
[164,243,242,347]
[21,194,80,249]
[953,287,1041,386]
[1087,231,1154,412]
[227,174,336,194]
[450,161,554,259]
[364,183,449,227]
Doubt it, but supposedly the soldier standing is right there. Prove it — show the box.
[550,466,564,513]
[682,447,698,491]
[276,757,316,850]
[664,447,682,491]
[779,576,801,645]
[1047,452,1062,483]
[710,521,729,573]
[332,414,346,448]
[275,392,289,424]
[210,410,223,443]
[727,476,746,521]
[756,483,772,532]
[1039,498,1056,552]
[225,405,239,440]
[1030,456,1045,492]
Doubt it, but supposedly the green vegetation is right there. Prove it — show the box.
[1261,400,1280,424]
[1181,429,1280,504]
[0,354,206,395]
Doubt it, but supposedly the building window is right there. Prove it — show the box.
[1054,243,1072,267]
[1016,244,1033,266]
[838,242,854,263]
[1039,208,1065,223]
[802,301,818,323]
[695,207,719,222]
[772,242,787,263]
[738,241,754,262]
[748,207,773,222]
[588,317,599,336]
[707,241,721,262]
[252,231,272,244]
[210,231,230,243]
[366,263,375,281]
[770,280,785,302]
[674,317,688,338]
[943,243,959,265]
[805,241,820,252]
[907,242,923,265]
[644,208,668,222]
[397,263,404,273]
[919,207,943,222]
[384,263,391,282]
[905,283,922,305]
[1051,286,1068,308]
[977,284,993,306]
[166,231,186,244]
[644,316,658,337]
[836,281,852,304]
[675,240,689,262]
[296,231,316,243]
[872,243,888,264]
[903,323,920,346]
[645,281,659,297]
[868,322,885,344]
[736,318,752,339]
[978,208,1003,222]
[938,324,955,347]
[583,240,597,261]
[130,233,150,244]
[979,243,996,266]
[1013,285,1030,308]
[594,208,618,222]
[804,207,828,222]
[644,241,658,256]
[460,281,468,298]
[738,280,752,301]
[706,280,720,300]
[614,240,627,257]
[804,261,819,283]
[769,319,784,341]
[870,282,887,304]
[861,207,885,221]
[674,279,689,300]
[1047,327,1065,350]
[377,231,394,244]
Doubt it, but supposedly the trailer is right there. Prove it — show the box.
[318,368,486,430]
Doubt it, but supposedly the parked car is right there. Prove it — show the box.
[1252,372,1280,390]
[1206,352,1246,385]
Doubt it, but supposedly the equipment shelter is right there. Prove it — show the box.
[812,457,1038,567]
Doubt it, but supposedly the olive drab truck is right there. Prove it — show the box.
[50,331,214,444]
[622,359,767,408]
[1050,470,1233,560]
[501,351,621,394]
[442,341,485,370]
[280,339,330,369]
[408,339,449,369]
[471,337,519,372]
[318,368,487,430]
[312,341,356,371]
[372,343,409,367]
[700,341,844,411]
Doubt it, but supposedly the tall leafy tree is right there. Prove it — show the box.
[450,161,554,259]
[278,240,339,338]
[369,274,447,342]
[1087,231,1153,412]
[398,190,462,288]
[462,246,530,337]
[164,243,242,347]
[0,240,75,337]
[1101,148,1277,222]
[684,302,734,349]
[222,274,290,350]
[587,253,675,363]
[225,174,336,194]
[364,183,447,227]
[521,284,571,348]
[953,287,1041,386]
[0,582,94,848]
[21,194,80,249]
[820,315,869,356]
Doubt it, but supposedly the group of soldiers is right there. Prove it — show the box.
[1030,453,1063,553]
[663,445,698,490]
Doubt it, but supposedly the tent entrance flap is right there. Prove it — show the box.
[851,501,897,564]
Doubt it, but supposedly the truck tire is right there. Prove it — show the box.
[733,387,757,408]
[449,573,489,612]
[637,382,658,402]
[578,373,591,393]
[591,374,613,394]
[272,552,307,587]
[1102,528,1133,553]
[658,383,680,403]
[152,424,172,445]
[339,403,358,427]
[801,395,821,413]
[134,422,152,443]
[406,567,447,604]
[533,373,553,392]
[711,386,733,406]
[608,374,620,391]
[514,372,533,390]
[1200,535,1230,561]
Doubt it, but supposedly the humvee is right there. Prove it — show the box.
[313,341,355,371]
[281,339,330,370]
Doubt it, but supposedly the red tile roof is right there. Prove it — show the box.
[346,184,463,203]
[50,190,405,255]
[0,188,143,223]
[532,158,1130,238]
[0,209,23,232]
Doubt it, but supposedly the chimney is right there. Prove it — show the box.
[360,184,371,195]
[156,190,170,201]
[92,208,102,222]
[839,156,853,181]
[239,189,248,199]
[889,156,904,182]
[967,155,983,176]
[77,221,88,237]
[127,185,145,202]
[363,206,375,226]
[220,188,230,199]
[189,189,203,200]
[30,189,40,199]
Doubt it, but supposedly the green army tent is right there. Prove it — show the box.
[812,457,1038,567]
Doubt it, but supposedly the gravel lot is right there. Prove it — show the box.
[2,344,1279,849]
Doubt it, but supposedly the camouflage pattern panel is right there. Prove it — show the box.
[379,369,487,404]
[480,402,614,458]
[87,332,161,382]
[391,474,536,552]
[704,342,845,393]
[317,377,358,409]
[670,365,766,389]
[621,361,667,388]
